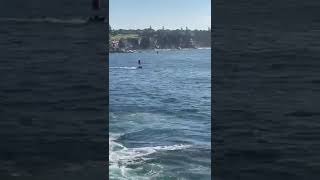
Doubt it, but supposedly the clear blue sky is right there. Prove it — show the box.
[109,0,211,30]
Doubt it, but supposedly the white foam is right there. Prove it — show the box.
[109,133,191,179]
[110,134,191,165]
[197,47,211,50]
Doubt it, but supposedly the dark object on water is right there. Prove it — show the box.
[138,60,142,69]
[88,16,105,23]
[92,0,100,10]
[89,0,105,23]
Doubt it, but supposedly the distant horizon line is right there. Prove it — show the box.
[110,26,211,31]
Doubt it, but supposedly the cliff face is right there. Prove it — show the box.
[109,28,211,52]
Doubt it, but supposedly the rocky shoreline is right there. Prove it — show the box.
[109,47,210,53]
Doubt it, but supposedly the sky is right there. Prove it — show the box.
[109,0,211,30]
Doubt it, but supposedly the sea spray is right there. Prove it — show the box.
[109,133,191,179]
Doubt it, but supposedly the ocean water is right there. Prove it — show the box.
[0,1,107,178]
[213,0,320,179]
[109,49,211,179]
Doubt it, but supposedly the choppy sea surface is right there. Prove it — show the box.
[214,0,320,179]
[109,49,211,179]
[0,0,107,178]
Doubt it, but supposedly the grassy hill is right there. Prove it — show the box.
[110,34,139,41]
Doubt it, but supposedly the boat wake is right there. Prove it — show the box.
[197,47,211,50]
[109,133,191,179]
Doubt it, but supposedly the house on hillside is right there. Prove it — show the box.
[188,38,196,48]
[111,40,119,49]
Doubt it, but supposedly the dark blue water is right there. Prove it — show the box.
[109,49,211,179]
[214,0,320,179]
[0,1,107,178]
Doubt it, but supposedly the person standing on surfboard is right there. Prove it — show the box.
[138,60,142,69]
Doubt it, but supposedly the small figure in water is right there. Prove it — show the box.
[90,0,105,21]
[138,59,142,69]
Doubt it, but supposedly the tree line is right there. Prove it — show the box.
[109,25,211,51]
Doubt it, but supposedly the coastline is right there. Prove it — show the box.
[109,47,211,53]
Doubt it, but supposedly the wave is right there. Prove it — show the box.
[0,17,87,24]
[197,47,211,50]
[109,133,191,179]
[109,67,138,70]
